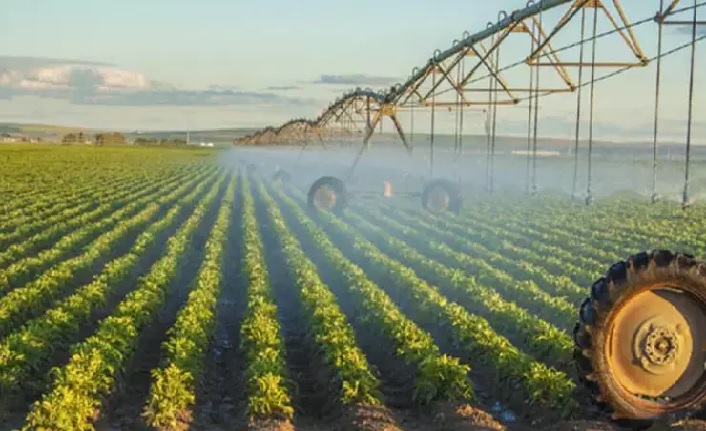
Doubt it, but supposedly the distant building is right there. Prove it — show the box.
[1,133,35,143]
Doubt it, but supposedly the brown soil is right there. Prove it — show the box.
[192,179,248,430]
[341,404,404,431]
[247,417,296,431]
[247,402,510,431]
[404,402,507,431]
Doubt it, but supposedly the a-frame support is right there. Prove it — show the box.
[528,0,650,67]
[346,103,412,180]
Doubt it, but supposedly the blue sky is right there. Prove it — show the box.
[0,0,703,142]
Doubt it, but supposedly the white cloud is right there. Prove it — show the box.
[0,56,313,108]
[312,74,399,86]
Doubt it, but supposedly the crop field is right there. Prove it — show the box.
[1,144,706,431]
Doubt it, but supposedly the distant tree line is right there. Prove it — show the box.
[61,132,86,144]
[95,132,127,145]
[133,137,187,146]
[61,131,127,145]
[60,132,186,146]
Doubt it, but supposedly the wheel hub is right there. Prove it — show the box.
[635,321,681,371]
[607,287,706,399]
[313,187,336,209]
[645,327,677,366]
[428,187,450,212]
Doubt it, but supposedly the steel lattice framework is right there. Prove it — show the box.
[235,0,705,205]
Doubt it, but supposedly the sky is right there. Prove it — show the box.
[0,0,704,142]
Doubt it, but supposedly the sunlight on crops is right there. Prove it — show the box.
[0,144,705,431]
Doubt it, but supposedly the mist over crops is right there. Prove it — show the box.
[228,134,706,202]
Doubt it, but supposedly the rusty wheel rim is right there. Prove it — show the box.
[313,185,337,210]
[427,186,450,213]
[606,285,706,406]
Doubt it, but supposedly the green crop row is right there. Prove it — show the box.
[276,184,576,415]
[0,167,224,338]
[463,195,705,259]
[345,207,573,366]
[451,209,607,280]
[0,177,125,242]
[416,209,598,287]
[362,207,576,330]
[0,163,202,244]
[21,171,226,431]
[0,166,215,296]
[143,172,237,429]
[0,147,208,226]
[0,158,195,229]
[267,182,474,405]
[254,178,382,406]
[383,206,584,302]
[0,171,132,229]
[239,175,294,420]
[0,166,216,405]
[0,164,213,269]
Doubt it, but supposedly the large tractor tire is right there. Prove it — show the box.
[421,179,462,214]
[307,176,347,212]
[573,250,706,428]
[272,168,291,183]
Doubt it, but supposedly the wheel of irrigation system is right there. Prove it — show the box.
[421,179,462,214]
[307,176,347,212]
[272,168,291,183]
[573,250,706,429]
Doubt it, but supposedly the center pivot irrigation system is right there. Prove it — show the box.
[236,2,706,428]
[241,89,466,214]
